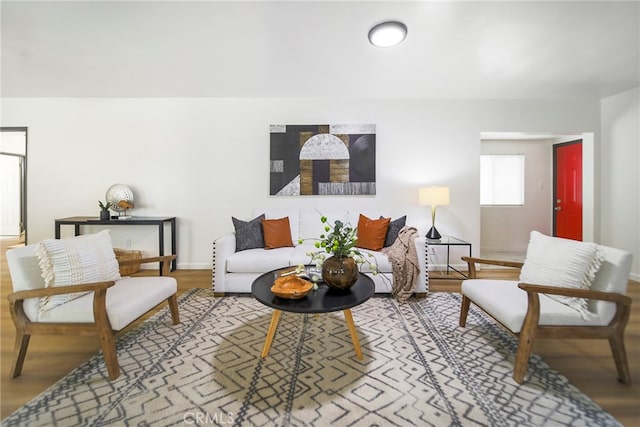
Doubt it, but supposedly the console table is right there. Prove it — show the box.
[427,236,471,279]
[54,216,177,274]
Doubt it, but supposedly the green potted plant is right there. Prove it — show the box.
[300,215,379,291]
[98,201,112,220]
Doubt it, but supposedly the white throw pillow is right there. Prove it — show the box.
[520,231,603,316]
[36,230,121,313]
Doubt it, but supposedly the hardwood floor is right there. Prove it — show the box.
[2,237,639,423]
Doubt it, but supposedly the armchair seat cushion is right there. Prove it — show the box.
[34,276,177,330]
[461,279,610,333]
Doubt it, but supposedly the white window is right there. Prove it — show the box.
[480,154,525,205]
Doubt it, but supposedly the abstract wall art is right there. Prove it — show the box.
[270,124,376,196]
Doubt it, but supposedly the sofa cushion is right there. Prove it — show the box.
[232,214,265,251]
[356,214,390,251]
[462,279,610,333]
[520,231,603,315]
[383,215,406,247]
[289,245,393,273]
[258,210,300,244]
[227,247,295,273]
[262,217,294,249]
[289,244,319,267]
[356,248,393,273]
[299,210,348,242]
[35,230,121,314]
[347,212,405,248]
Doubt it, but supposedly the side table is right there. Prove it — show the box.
[427,236,471,279]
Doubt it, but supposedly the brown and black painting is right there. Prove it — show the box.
[270,124,376,196]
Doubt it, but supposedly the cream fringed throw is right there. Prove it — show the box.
[382,225,419,303]
[36,230,121,314]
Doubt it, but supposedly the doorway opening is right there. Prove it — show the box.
[479,132,592,262]
[1,127,28,245]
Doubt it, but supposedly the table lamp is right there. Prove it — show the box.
[419,186,450,240]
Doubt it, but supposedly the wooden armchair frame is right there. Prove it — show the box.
[459,256,632,384]
[8,255,180,381]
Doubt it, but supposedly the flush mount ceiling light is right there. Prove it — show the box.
[368,21,408,47]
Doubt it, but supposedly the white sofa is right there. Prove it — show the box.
[212,209,428,295]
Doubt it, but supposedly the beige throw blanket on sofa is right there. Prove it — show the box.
[382,225,419,303]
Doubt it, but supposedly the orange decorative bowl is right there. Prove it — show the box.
[271,275,313,299]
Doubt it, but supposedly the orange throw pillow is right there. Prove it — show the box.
[262,217,294,249]
[356,214,390,251]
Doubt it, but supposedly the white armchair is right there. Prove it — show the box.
[459,232,633,384]
[6,232,180,380]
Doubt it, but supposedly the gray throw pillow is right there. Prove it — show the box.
[232,214,265,251]
[383,215,407,247]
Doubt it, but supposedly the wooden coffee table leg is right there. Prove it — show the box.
[343,309,363,360]
[261,309,282,358]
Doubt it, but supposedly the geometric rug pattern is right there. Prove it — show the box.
[3,289,621,426]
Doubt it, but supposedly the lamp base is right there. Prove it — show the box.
[426,226,441,240]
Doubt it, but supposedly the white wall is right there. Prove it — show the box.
[480,139,553,254]
[1,97,603,270]
[600,87,640,281]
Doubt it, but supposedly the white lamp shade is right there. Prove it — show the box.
[419,186,450,206]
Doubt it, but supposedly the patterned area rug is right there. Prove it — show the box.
[3,289,620,426]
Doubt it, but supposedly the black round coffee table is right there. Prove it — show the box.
[252,267,375,360]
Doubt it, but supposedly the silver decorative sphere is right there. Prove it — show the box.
[105,184,134,212]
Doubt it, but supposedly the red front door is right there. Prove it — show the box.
[553,140,583,241]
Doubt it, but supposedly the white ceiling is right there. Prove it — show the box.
[1,0,638,99]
